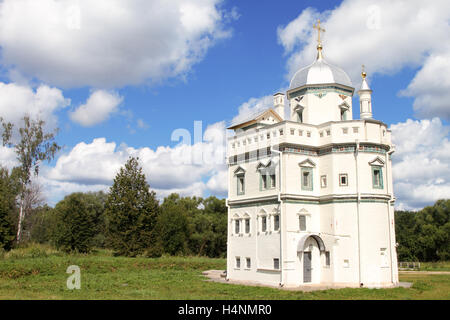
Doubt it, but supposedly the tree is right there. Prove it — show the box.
[395,199,450,262]
[155,194,227,258]
[105,157,159,257]
[0,166,18,251]
[28,204,56,244]
[190,196,227,257]
[20,180,46,242]
[0,116,60,243]
[155,197,190,256]
[52,193,96,253]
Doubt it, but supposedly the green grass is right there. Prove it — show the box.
[0,245,449,300]
[418,261,450,271]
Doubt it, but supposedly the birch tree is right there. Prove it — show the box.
[0,116,60,243]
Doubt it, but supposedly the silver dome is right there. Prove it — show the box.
[289,54,353,89]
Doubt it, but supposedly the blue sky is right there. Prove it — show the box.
[0,0,449,210]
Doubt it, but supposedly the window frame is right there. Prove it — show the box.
[301,167,313,191]
[234,219,240,234]
[261,215,267,232]
[235,257,241,269]
[273,214,280,232]
[236,174,245,195]
[299,215,307,232]
[273,258,280,270]
[325,251,331,267]
[245,218,250,234]
[339,173,348,187]
[320,175,327,188]
[372,166,384,189]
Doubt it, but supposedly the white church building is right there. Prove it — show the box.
[225,21,399,288]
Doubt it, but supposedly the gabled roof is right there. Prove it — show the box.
[234,165,246,175]
[369,157,385,166]
[298,158,316,168]
[227,108,283,130]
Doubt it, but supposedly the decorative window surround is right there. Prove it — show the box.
[320,175,327,188]
[299,159,315,191]
[339,173,348,186]
[369,157,385,189]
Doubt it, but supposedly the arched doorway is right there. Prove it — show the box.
[297,235,326,284]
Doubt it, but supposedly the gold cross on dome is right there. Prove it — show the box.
[313,19,325,45]
[362,64,367,78]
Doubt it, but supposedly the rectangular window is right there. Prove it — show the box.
[325,252,330,266]
[372,167,383,189]
[270,174,276,188]
[261,216,267,232]
[290,129,295,135]
[320,175,327,188]
[339,174,348,186]
[274,215,280,231]
[297,110,303,123]
[245,219,250,234]
[279,129,284,136]
[299,215,307,231]
[235,220,240,234]
[343,259,350,268]
[261,174,268,190]
[244,152,249,162]
[353,127,359,133]
[301,168,313,191]
[246,258,251,269]
[273,258,280,270]
[236,257,241,269]
[237,175,245,195]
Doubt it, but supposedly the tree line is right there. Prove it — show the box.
[0,116,226,257]
[395,199,449,262]
[0,156,227,257]
[0,116,448,261]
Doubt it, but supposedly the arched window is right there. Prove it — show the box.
[258,209,268,233]
[232,213,241,235]
[271,209,280,232]
[243,213,251,234]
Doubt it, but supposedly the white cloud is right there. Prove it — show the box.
[0,146,18,170]
[0,0,233,88]
[231,95,275,126]
[400,54,450,120]
[70,90,123,127]
[0,82,70,129]
[206,169,227,196]
[276,0,450,119]
[45,121,228,202]
[390,118,450,210]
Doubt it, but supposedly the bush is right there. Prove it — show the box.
[52,193,96,253]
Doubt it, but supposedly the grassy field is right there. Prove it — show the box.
[0,245,449,300]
